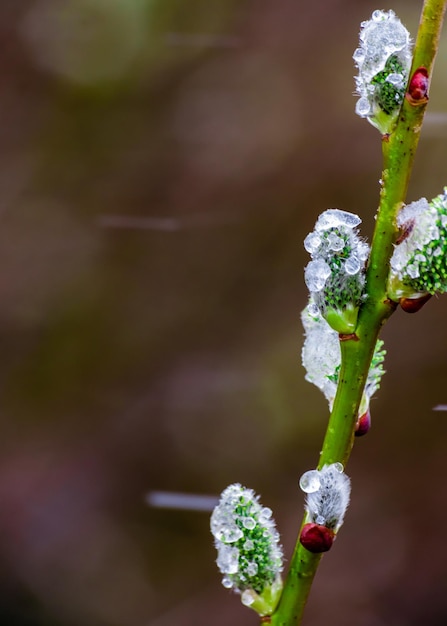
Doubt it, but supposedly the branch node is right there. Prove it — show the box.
[338,332,359,342]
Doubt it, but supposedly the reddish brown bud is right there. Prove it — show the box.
[395,219,415,245]
[300,523,335,553]
[355,409,371,437]
[400,293,432,313]
[339,332,359,342]
[406,67,429,105]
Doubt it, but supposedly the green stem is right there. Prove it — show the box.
[270,2,446,625]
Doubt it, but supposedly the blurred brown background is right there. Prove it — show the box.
[0,0,447,624]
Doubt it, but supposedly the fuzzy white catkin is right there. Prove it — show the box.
[388,190,447,298]
[303,209,369,334]
[301,464,351,531]
[301,303,386,412]
[354,10,412,133]
[210,484,283,593]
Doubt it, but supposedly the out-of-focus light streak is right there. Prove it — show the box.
[98,212,241,231]
[146,490,218,511]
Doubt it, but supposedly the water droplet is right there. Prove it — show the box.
[353,47,365,64]
[327,232,345,252]
[211,514,244,542]
[316,209,362,231]
[243,517,256,530]
[304,259,331,292]
[434,247,443,257]
[307,302,320,317]
[243,539,254,551]
[261,506,272,520]
[315,515,326,525]
[345,255,361,275]
[241,590,256,607]
[217,545,239,574]
[222,576,233,589]
[355,97,371,117]
[372,9,387,22]
[386,72,404,88]
[407,263,419,279]
[390,248,405,272]
[246,561,258,577]
[429,225,440,241]
[304,232,322,254]
[300,470,321,493]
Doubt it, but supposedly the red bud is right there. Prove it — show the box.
[400,293,432,313]
[355,409,371,437]
[407,67,429,104]
[300,523,334,553]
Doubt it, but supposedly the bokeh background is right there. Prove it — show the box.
[1,0,447,624]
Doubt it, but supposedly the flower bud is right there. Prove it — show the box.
[300,523,334,553]
[399,293,432,313]
[354,10,412,134]
[301,304,340,407]
[301,304,386,415]
[388,189,447,302]
[211,484,283,616]
[407,67,429,104]
[304,209,369,334]
[299,464,351,553]
[355,409,371,436]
